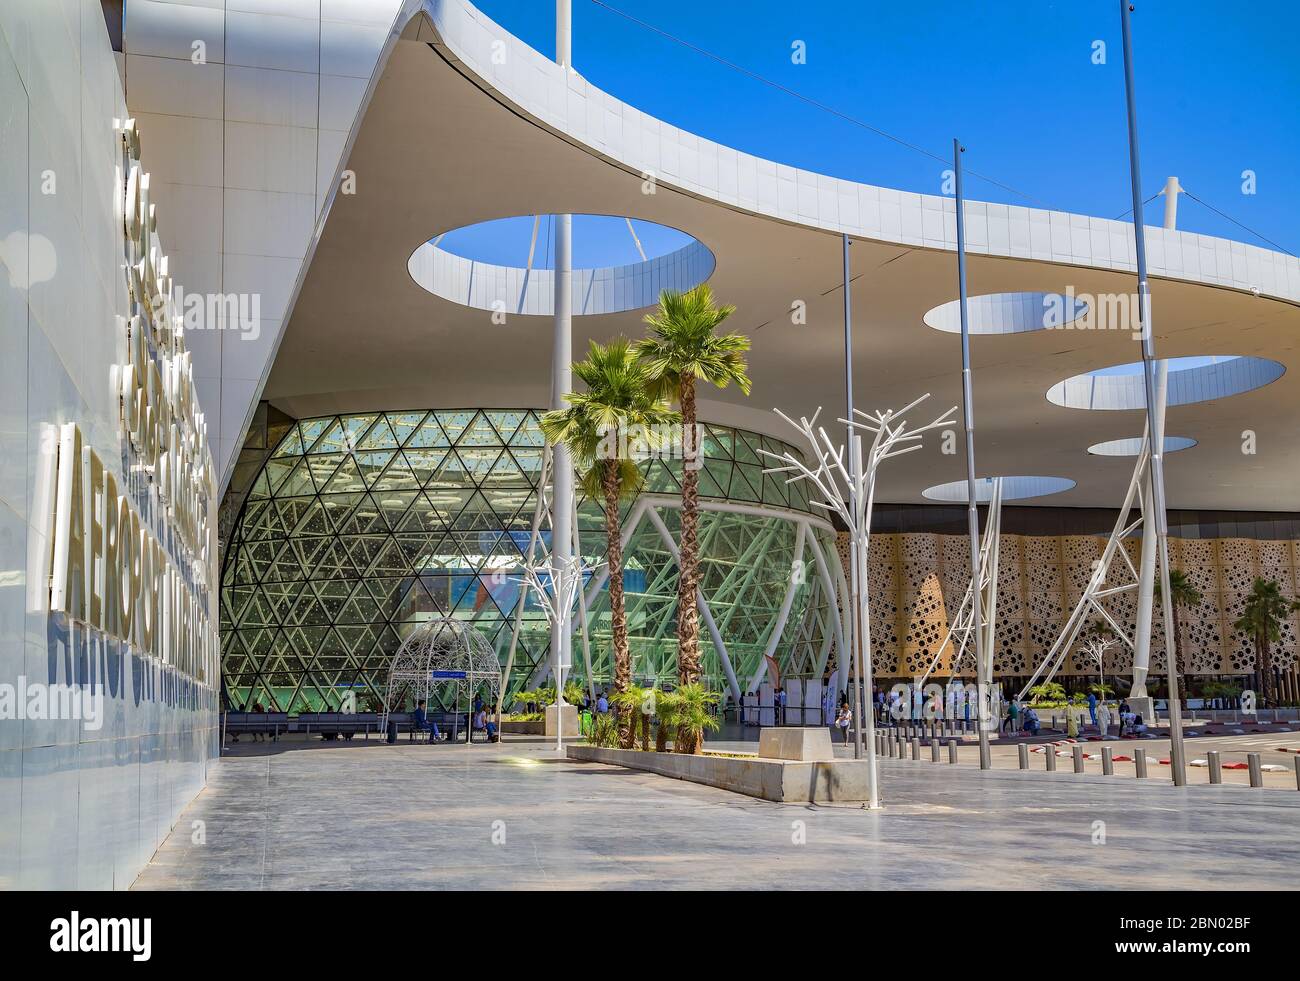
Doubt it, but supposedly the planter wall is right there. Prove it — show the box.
[567,746,874,803]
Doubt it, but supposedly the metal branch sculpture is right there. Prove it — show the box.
[760,393,957,809]
[760,394,957,537]
[514,553,604,750]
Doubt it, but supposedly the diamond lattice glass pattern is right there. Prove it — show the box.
[221,410,837,711]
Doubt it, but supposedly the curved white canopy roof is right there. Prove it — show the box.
[252,0,1300,510]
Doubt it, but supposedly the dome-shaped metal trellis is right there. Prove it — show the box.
[380,617,501,730]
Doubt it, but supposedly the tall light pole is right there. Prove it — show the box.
[1119,0,1186,785]
[841,234,867,764]
[551,0,575,712]
[952,140,991,770]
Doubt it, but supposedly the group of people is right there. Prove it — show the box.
[411,695,498,743]
[815,684,1155,743]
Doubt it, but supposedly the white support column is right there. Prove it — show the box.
[1131,475,1157,697]
[980,478,1003,685]
[551,219,573,697]
[746,522,807,693]
[1160,176,1183,230]
[550,0,574,703]
[806,530,847,680]
[1130,362,1168,699]
[555,0,571,67]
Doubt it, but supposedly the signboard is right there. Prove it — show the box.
[430,671,467,680]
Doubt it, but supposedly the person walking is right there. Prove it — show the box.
[1086,690,1098,727]
[834,700,853,745]
[1096,699,1112,740]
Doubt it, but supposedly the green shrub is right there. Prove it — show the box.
[589,712,621,749]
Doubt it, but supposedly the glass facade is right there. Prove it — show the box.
[220,410,838,711]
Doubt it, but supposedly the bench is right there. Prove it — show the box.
[295,712,382,740]
[385,711,471,743]
[224,713,289,740]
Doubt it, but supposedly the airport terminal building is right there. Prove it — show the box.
[2,0,1298,888]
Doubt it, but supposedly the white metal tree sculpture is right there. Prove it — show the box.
[516,552,604,750]
[762,393,957,809]
[1079,621,1122,702]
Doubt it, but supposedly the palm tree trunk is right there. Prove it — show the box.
[655,720,668,752]
[1171,602,1184,677]
[1260,635,1275,708]
[604,460,634,750]
[677,375,701,686]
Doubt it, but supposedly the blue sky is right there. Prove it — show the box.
[462,0,1297,264]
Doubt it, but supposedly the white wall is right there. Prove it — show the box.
[0,0,218,890]
[121,0,405,487]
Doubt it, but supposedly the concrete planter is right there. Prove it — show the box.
[501,720,544,734]
[567,745,874,803]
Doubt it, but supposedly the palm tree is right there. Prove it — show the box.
[1233,577,1300,708]
[541,338,677,750]
[609,684,656,751]
[636,285,751,689]
[671,682,720,754]
[1155,568,1203,676]
[652,688,680,752]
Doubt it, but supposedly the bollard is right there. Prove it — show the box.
[1208,750,1222,785]
[895,735,905,759]
[1248,752,1263,788]
[1018,744,1029,770]
[1051,715,1058,731]
[1102,746,1113,776]
[1072,744,1085,773]
[911,736,921,761]
[1135,747,1147,778]
[1045,747,1056,771]
[931,738,941,763]
[948,739,959,764]
[1294,758,1300,792]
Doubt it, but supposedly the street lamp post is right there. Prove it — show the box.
[952,140,992,769]
[1118,0,1187,785]
[841,235,867,763]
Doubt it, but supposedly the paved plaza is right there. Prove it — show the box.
[133,735,1300,891]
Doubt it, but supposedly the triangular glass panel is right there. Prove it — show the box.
[372,452,419,493]
[298,418,331,452]
[271,426,305,458]
[508,413,546,446]
[321,456,365,494]
[389,411,428,446]
[264,457,298,495]
[403,448,448,487]
[357,416,398,450]
[455,447,502,481]
[308,418,348,454]
[341,414,378,449]
[437,410,474,444]
[405,415,450,448]
[355,450,395,487]
[276,457,318,497]
[331,494,387,536]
